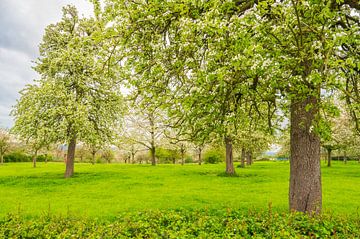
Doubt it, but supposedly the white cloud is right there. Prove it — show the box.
[0,0,94,128]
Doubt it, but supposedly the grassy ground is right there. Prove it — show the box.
[0,161,359,219]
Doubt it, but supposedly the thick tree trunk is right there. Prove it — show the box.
[225,136,235,175]
[327,149,332,167]
[150,147,156,166]
[241,148,245,168]
[65,137,76,178]
[289,95,322,214]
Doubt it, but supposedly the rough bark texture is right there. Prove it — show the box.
[241,148,246,168]
[225,136,235,175]
[289,96,322,214]
[327,148,332,167]
[65,137,76,178]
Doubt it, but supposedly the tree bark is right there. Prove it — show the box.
[327,148,332,167]
[65,137,76,178]
[343,150,347,164]
[241,148,245,168]
[225,136,235,175]
[289,95,322,214]
[32,150,38,168]
[150,146,156,166]
[0,154,3,165]
[198,147,202,165]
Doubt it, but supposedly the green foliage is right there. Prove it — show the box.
[155,147,179,164]
[1,210,359,238]
[203,149,225,164]
[185,156,193,164]
[3,152,31,163]
[11,5,124,155]
[36,154,53,162]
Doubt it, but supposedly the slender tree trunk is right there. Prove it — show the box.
[32,150,38,168]
[343,150,347,164]
[181,146,185,165]
[225,136,235,175]
[150,147,156,166]
[65,137,76,178]
[241,148,245,168]
[289,95,322,214]
[198,147,202,165]
[0,153,3,165]
[327,148,332,167]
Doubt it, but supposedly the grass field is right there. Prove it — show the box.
[0,161,359,219]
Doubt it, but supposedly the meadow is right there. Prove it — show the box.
[0,160,359,219]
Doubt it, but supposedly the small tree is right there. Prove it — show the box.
[0,129,11,165]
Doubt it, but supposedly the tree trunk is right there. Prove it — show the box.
[1,154,4,164]
[241,148,245,168]
[198,147,202,165]
[327,148,332,167]
[150,147,156,166]
[32,150,38,168]
[289,95,322,214]
[181,148,185,166]
[225,136,235,175]
[343,150,347,164]
[65,137,76,178]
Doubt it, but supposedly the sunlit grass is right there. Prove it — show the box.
[0,160,359,219]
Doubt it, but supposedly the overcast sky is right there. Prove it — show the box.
[0,0,94,128]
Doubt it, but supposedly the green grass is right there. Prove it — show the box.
[0,161,359,219]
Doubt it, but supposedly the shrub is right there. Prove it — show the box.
[204,149,224,164]
[3,152,31,162]
[185,156,193,163]
[36,154,53,162]
[0,210,359,238]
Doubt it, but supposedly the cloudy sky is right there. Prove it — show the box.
[0,0,93,128]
